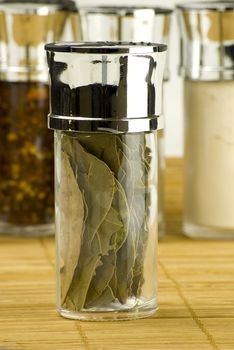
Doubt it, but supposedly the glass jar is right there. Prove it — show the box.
[45,42,167,320]
[0,0,77,236]
[177,2,234,239]
[79,6,173,239]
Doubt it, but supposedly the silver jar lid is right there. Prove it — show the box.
[79,6,173,81]
[0,0,77,13]
[177,1,234,81]
[0,0,77,82]
[45,41,167,133]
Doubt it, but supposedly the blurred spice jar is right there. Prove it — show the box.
[177,1,234,239]
[79,6,173,240]
[0,0,78,236]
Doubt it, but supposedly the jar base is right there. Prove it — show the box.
[58,298,157,321]
[0,222,54,237]
[183,222,234,240]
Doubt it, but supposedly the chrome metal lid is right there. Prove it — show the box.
[0,0,78,82]
[45,42,167,133]
[0,0,77,12]
[177,1,234,11]
[177,1,234,81]
[79,6,173,81]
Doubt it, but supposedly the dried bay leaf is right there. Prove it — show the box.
[64,195,104,310]
[64,252,102,310]
[85,251,116,307]
[63,208,104,310]
[131,137,153,296]
[64,136,115,241]
[60,131,153,309]
[117,134,152,299]
[78,134,122,175]
[87,285,115,309]
[62,136,116,310]
[85,178,130,307]
[96,206,123,256]
[60,151,85,304]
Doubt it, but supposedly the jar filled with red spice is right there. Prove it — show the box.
[0,0,78,236]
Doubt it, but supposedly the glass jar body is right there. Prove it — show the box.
[183,79,234,239]
[55,131,158,321]
[0,81,54,236]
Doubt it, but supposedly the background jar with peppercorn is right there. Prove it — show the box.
[0,0,78,236]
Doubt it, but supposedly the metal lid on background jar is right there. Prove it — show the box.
[79,6,173,81]
[0,0,78,82]
[0,0,77,12]
[45,41,167,133]
[177,1,234,81]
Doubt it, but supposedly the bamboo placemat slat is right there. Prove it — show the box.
[0,158,234,350]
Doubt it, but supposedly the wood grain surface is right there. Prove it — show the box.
[0,158,234,350]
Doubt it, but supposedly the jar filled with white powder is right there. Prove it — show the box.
[177,2,234,239]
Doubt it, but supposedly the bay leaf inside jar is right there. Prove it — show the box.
[60,132,152,311]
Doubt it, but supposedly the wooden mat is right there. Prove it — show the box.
[0,158,234,350]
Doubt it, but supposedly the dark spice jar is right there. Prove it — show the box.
[0,0,77,236]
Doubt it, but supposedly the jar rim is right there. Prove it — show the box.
[177,1,234,11]
[80,6,173,15]
[45,41,168,54]
[0,0,77,13]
